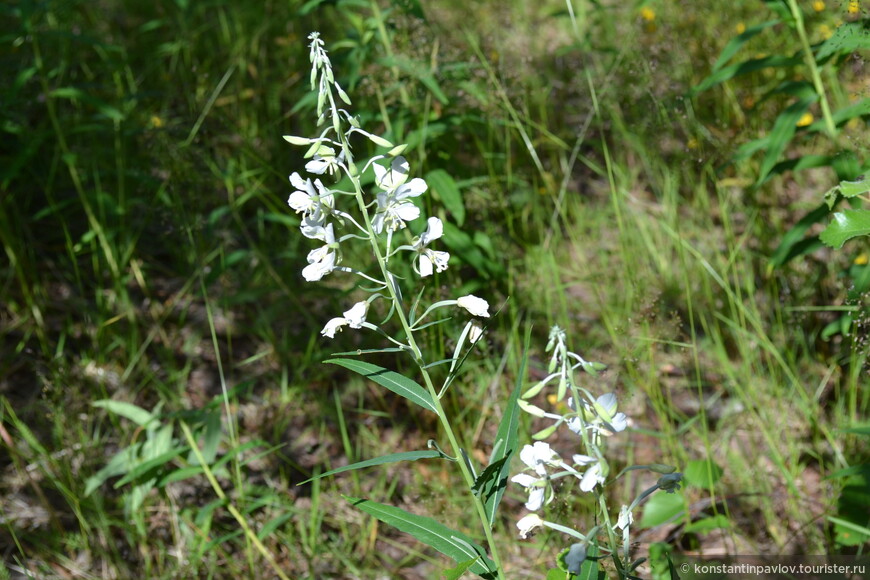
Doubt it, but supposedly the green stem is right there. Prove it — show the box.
[340,136,506,579]
[785,0,837,138]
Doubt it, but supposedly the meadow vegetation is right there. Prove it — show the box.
[0,0,868,578]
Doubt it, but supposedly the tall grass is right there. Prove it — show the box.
[1,0,867,577]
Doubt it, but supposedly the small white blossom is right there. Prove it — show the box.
[343,301,369,328]
[579,462,605,492]
[517,514,544,539]
[302,223,339,282]
[413,217,450,276]
[615,505,633,531]
[511,472,548,511]
[288,173,334,215]
[373,156,410,191]
[511,442,573,511]
[321,317,348,338]
[456,295,490,317]
[305,149,345,176]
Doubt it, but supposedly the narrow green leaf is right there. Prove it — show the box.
[820,210,870,249]
[92,400,155,427]
[691,55,802,96]
[346,497,497,578]
[114,448,185,488]
[712,20,780,72]
[476,328,528,526]
[769,203,830,267]
[755,96,817,186]
[325,359,438,414]
[426,169,466,227]
[443,558,477,580]
[297,450,443,485]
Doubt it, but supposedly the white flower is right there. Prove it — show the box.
[413,217,450,277]
[305,149,345,176]
[567,393,628,437]
[511,442,574,511]
[511,472,548,511]
[572,454,596,466]
[371,179,427,233]
[321,317,348,338]
[373,156,410,191]
[517,514,544,539]
[615,505,633,531]
[343,301,369,328]
[456,295,490,317]
[288,173,334,215]
[468,321,484,344]
[579,462,605,492]
[302,223,339,282]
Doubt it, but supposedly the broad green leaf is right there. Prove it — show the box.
[639,491,686,528]
[297,450,443,485]
[346,497,497,578]
[712,20,780,72]
[426,169,466,226]
[325,359,438,414]
[824,176,870,209]
[820,210,870,249]
[683,514,731,533]
[830,516,870,547]
[815,22,870,62]
[755,96,817,187]
[92,400,155,427]
[690,55,802,96]
[682,459,724,488]
[476,329,528,526]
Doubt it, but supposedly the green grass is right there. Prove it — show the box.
[1,0,868,577]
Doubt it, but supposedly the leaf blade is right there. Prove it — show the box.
[325,358,438,414]
[297,450,443,485]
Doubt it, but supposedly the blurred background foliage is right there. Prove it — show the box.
[0,0,868,577]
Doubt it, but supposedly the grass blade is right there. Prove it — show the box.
[297,450,443,485]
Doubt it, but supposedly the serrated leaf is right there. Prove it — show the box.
[298,450,443,485]
[325,359,437,414]
[820,210,870,249]
[92,400,155,427]
[816,22,870,62]
[427,169,465,226]
[346,497,497,578]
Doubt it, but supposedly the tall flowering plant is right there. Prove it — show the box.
[287,33,681,579]
[286,33,516,579]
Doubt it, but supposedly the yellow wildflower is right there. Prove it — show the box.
[149,115,164,128]
[813,0,825,11]
[818,24,833,39]
[847,0,859,14]
[687,138,700,150]
[796,112,814,127]
[640,6,656,21]
[854,254,869,266]
[736,22,746,34]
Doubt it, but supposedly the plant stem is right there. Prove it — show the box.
[786,0,837,138]
[341,138,506,579]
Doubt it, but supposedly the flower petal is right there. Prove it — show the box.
[456,295,491,317]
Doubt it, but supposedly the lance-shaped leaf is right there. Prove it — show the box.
[325,359,437,414]
[297,450,443,485]
[755,96,817,187]
[474,329,529,527]
[346,497,498,579]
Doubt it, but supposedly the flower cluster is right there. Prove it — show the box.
[512,326,682,573]
[284,32,490,345]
